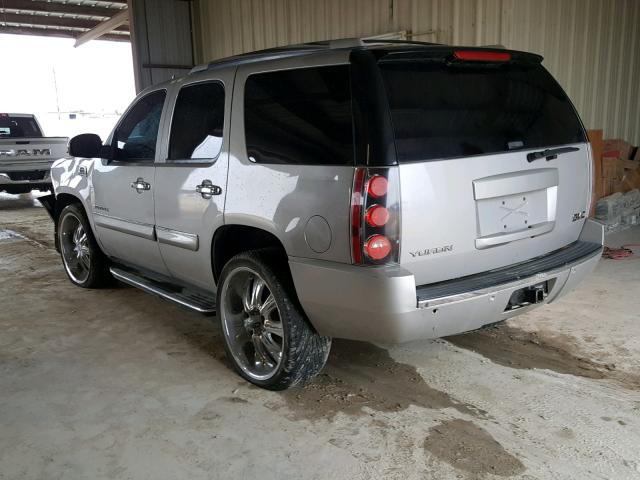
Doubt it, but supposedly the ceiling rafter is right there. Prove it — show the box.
[0,11,129,32]
[0,24,128,42]
[74,8,128,47]
[0,0,125,19]
[0,1,130,44]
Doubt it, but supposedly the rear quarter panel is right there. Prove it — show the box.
[225,52,354,263]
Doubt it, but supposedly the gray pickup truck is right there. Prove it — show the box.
[42,39,603,390]
[0,113,68,194]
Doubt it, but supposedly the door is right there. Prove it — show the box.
[154,77,230,291]
[92,89,170,275]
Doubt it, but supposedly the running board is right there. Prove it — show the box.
[110,266,216,314]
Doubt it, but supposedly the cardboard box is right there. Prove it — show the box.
[587,129,604,214]
[621,168,640,192]
[601,155,620,179]
[603,138,633,160]
[588,129,603,174]
[620,158,639,171]
[602,178,618,197]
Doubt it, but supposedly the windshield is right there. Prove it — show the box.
[0,115,43,138]
[378,61,586,162]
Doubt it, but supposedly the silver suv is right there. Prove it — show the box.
[44,40,604,390]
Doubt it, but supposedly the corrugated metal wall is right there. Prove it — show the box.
[129,0,195,92]
[194,0,640,144]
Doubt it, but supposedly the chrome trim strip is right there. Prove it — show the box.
[417,246,602,309]
[156,226,199,251]
[475,220,555,249]
[473,168,559,200]
[93,212,156,241]
[109,267,215,314]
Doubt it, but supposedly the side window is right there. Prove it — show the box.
[113,90,166,162]
[168,82,225,161]
[244,65,354,165]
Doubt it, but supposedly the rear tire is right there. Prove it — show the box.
[217,249,331,390]
[57,204,112,288]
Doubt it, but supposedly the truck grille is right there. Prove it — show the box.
[6,170,48,181]
[416,240,602,302]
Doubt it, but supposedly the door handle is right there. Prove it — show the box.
[196,179,222,199]
[130,177,151,193]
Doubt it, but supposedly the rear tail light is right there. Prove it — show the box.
[365,204,390,227]
[351,167,400,265]
[367,174,388,198]
[453,50,511,62]
[364,234,392,260]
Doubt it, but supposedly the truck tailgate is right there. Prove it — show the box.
[0,137,68,170]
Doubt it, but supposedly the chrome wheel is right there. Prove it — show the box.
[59,212,91,284]
[220,267,285,381]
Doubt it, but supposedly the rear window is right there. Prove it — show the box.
[378,62,586,162]
[0,115,42,138]
[169,82,225,161]
[244,65,354,165]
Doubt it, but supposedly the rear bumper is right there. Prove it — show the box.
[290,219,604,343]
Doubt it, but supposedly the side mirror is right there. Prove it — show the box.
[69,133,102,158]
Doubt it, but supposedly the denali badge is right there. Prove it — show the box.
[572,211,586,222]
[409,245,454,257]
[0,148,51,157]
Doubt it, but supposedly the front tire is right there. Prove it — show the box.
[57,203,112,288]
[217,250,331,390]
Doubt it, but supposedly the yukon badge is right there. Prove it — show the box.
[409,245,454,257]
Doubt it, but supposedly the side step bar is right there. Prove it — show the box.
[110,266,216,314]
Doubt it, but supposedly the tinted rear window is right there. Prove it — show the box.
[379,62,586,162]
[244,65,354,165]
[0,115,42,138]
[169,82,225,161]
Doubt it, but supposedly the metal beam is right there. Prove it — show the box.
[0,12,129,31]
[74,9,129,47]
[1,0,124,18]
[0,25,129,42]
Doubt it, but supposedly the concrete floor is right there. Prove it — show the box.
[1,192,639,480]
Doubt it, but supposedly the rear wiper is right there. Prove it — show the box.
[527,146,579,162]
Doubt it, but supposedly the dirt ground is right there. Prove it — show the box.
[1,192,639,480]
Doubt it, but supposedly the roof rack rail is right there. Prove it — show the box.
[361,38,441,46]
[189,37,443,74]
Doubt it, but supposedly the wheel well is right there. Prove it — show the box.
[54,193,83,221]
[212,225,287,283]
[52,193,85,252]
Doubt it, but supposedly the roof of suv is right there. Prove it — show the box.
[188,38,542,75]
[140,38,543,95]
[187,38,429,74]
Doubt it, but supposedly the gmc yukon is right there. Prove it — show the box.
[41,40,603,390]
